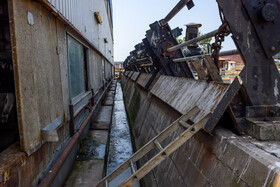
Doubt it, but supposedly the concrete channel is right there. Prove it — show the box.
[106,82,140,187]
[64,80,140,187]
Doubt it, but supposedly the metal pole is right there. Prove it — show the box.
[173,49,239,62]
[167,29,218,52]
[160,0,192,26]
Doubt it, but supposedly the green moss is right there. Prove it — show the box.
[76,136,105,161]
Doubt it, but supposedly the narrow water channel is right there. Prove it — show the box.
[107,82,140,187]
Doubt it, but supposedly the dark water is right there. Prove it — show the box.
[107,82,140,187]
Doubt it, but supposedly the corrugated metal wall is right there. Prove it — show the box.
[47,0,78,29]
[47,0,113,62]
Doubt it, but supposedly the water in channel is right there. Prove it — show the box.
[107,82,140,187]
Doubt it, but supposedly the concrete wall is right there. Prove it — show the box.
[121,72,280,187]
[0,0,114,186]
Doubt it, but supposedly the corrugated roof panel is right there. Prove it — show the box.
[45,0,113,61]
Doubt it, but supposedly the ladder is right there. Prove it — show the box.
[96,106,211,187]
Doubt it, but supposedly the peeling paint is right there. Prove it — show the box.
[27,11,34,25]
[246,23,251,49]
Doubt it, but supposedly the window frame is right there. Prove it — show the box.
[66,34,90,105]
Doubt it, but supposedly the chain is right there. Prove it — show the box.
[211,7,231,69]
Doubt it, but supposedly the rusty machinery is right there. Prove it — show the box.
[123,0,280,133]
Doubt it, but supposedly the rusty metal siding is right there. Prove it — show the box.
[46,0,113,62]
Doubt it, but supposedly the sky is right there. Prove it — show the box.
[112,0,236,62]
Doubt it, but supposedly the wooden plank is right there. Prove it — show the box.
[120,113,211,187]
[136,73,152,88]
[154,140,163,151]
[131,71,140,82]
[179,120,190,129]
[150,75,229,124]
[191,58,207,80]
[204,77,240,131]
[204,55,223,82]
[129,160,136,174]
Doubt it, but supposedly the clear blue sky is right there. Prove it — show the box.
[112,0,236,61]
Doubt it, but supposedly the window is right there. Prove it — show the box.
[67,36,88,99]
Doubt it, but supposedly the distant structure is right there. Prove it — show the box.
[218,54,244,83]
[219,54,244,71]
[114,61,125,77]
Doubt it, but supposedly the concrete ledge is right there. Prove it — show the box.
[91,106,113,130]
[103,96,114,106]
[89,130,109,145]
[107,91,115,97]
[65,90,114,186]
[64,159,104,186]
[244,118,280,140]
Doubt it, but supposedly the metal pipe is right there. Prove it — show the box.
[160,0,192,26]
[219,49,239,56]
[39,80,113,187]
[173,49,239,62]
[167,29,218,52]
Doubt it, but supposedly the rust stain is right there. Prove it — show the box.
[0,143,27,184]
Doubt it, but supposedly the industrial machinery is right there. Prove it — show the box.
[99,0,280,186]
[123,0,280,132]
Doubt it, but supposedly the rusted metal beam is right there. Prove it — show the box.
[173,49,239,62]
[160,0,194,26]
[167,29,218,52]
[217,0,280,105]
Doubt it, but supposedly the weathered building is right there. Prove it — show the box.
[0,0,114,186]
[113,62,124,77]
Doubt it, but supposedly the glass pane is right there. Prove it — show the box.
[68,37,86,99]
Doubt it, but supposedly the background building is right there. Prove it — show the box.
[114,61,124,77]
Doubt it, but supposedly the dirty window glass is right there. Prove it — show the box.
[68,36,87,99]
